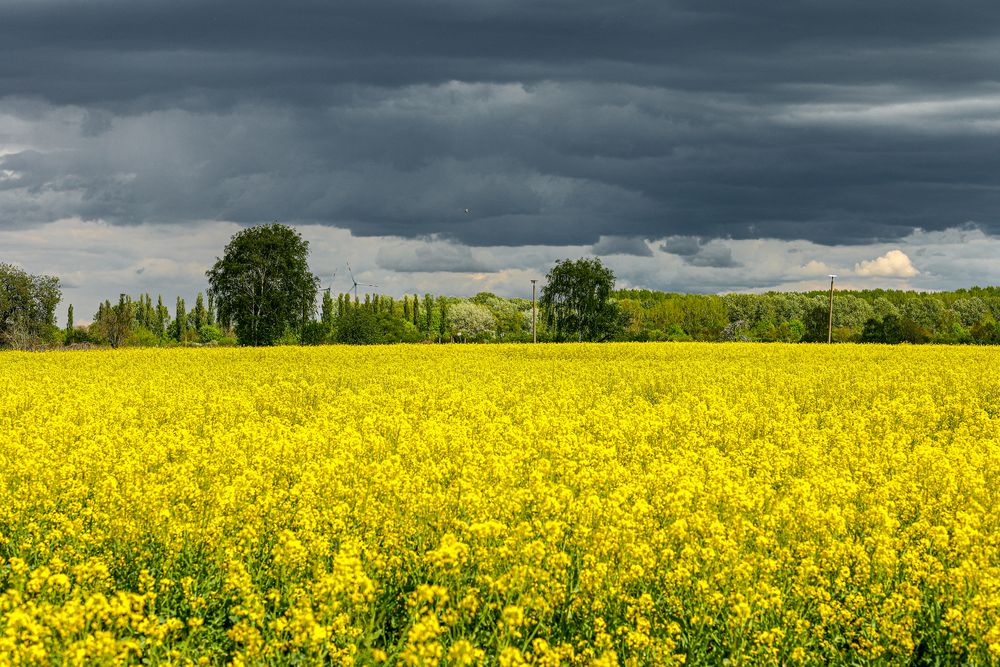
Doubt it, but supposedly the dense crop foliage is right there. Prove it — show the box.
[3,344,1000,665]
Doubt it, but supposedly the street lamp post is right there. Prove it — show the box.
[531,279,537,343]
[827,274,837,344]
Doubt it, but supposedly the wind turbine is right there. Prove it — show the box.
[321,269,338,294]
[346,262,378,300]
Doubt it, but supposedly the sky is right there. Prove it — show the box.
[2,0,999,321]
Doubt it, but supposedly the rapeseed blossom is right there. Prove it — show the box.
[2,343,1000,664]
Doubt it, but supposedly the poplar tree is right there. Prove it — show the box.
[175,297,186,341]
[424,294,434,333]
[65,304,74,344]
[403,296,411,322]
[321,291,335,332]
[193,293,206,332]
[207,292,216,326]
[438,297,448,342]
[413,294,420,327]
[140,294,153,329]
[154,295,168,338]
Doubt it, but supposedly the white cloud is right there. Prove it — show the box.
[853,249,919,278]
[777,92,1000,134]
[797,259,834,275]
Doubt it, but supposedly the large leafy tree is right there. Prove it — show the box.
[92,294,136,349]
[206,223,320,346]
[540,258,623,342]
[0,263,61,349]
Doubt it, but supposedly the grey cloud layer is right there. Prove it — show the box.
[2,0,1000,253]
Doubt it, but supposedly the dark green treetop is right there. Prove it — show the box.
[206,223,320,346]
[540,258,623,342]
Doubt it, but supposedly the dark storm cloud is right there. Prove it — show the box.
[659,236,738,267]
[2,0,1000,248]
[686,244,739,269]
[660,237,703,257]
[591,236,653,257]
[375,241,495,273]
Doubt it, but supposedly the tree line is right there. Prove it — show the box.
[4,224,1000,349]
[616,287,1000,344]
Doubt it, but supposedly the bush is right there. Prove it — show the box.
[379,315,424,344]
[127,327,160,348]
[299,321,329,346]
[199,324,224,343]
[275,328,300,346]
[337,308,381,345]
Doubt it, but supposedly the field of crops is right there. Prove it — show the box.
[2,343,1000,665]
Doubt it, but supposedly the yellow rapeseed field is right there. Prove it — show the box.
[2,343,1000,665]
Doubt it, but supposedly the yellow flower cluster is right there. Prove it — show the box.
[2,343,1000,665]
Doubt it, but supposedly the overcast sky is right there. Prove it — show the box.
[2,0,999,320]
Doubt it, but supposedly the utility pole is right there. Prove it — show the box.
[531,279,537,343]
[827,274,837,344]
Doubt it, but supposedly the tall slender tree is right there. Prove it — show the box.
[154,295,168,338]
[207,292,216,326]
[64,304,74,344]
[193,292,206,332]
[438,297,448,342]
[321,291,335,333]
[175,297,186,341]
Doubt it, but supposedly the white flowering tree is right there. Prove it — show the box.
[447,301,496,341]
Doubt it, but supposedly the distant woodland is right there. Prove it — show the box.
[5,268,1000,350]
[4,224,1000,349]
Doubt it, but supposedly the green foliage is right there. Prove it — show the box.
[321,291,335,334]
[0,263,61,349]
[861,315,930,344]
[437,297,448,341]
[128,326,160,348]
[154,295,168,338]
[172,297,187,342]
[64,304,75,345]
[379,314,424,344]
[199,324,224,343]
[192,292,207,332]
[448,301,496,342]
[970,317,1000,344]
[92,295,137,349]
[275,327,301,346]
[299,321,328,346]
[337,307,381,345]
[540,258,622,342]
[206,292,216,327]
[206,223,320,346]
